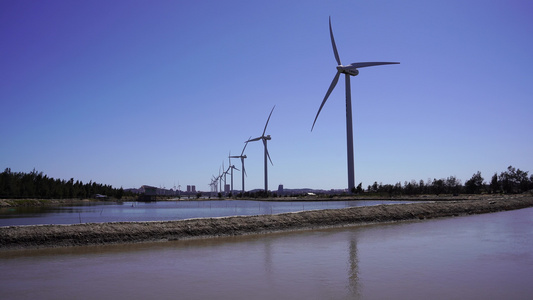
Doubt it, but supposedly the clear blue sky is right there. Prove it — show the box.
[1,0,532,191]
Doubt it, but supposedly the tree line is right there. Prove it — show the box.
[0,168,129,199]
[1,166,531,200]
[358,166,532,196]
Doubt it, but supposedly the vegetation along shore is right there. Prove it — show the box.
[2,166,532,201]
[1,195,532,250]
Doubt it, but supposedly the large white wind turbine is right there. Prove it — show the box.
[229,137,250,194]
[312,17,399,192]
[248,106,275,192]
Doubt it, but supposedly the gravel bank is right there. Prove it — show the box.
[1,196,532,250]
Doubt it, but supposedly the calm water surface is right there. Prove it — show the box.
[0,199,409,226]
[1,207,532,299]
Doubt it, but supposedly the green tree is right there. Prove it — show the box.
[490,173,499,194]
[116,187,124,199]
[419,180,426,194]
[370,182,378,193]
[432,179,445,195]
[465,171,484,194]
[0,168,13,197]
[0,169,129,199]
[499,166,529,194]
[404,181,414,195]
[355,183,363,194]
[445,176,462,195]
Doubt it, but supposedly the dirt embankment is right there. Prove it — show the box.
[1,195,532,250]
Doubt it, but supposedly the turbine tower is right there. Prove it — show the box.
[248,106,275,192]
[211,177,216,194]
[229,137,250,194]
[218,167,223,193]
[312,17,399,192]
[227,153,240,194]
[222,161,228,194]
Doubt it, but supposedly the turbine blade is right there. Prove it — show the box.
[312,71,341,131]
[262,106,275,136]
[348,62,400,68]
[248,136,262,142]
[263,139,273,165]
[329,17,341,66]
[241,136,251,155]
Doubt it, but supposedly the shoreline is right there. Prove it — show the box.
[1,195,532,250]
[0,194,499,207]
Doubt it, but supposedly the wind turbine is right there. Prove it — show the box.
[211,175,218,194]
[216,167,222,194]
[312,17,399,192]
[209,178,215,194]
[223,165,231,195]
[221,161,228,194]
[227,153,240,194]
[248,106,275,192]
[229,137,250,194]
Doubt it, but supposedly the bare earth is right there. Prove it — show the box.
[1,195,532,250]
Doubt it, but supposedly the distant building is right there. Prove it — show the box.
[224,184,230,193]
[138,185,158,201]
[140,185,157,196]
[278,184,284,196]
[186,185,196,193]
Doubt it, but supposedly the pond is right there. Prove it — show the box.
[0,199,412,226]
[1,207,532,299]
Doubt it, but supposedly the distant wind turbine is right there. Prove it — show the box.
[222,161,228,194]
[312,17,399,192]
[218,167,223,193]
[227,153,240,194]
[248,106,275,192]
[229,137,250,194]
[210,175,218,195]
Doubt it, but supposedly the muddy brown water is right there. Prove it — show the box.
[1,206,532,299]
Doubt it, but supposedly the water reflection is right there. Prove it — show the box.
[0,228,365,299]
[263,238,273,277]
[2,208,532,299]
[348,238,360,298]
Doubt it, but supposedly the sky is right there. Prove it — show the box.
[1,0,532,191]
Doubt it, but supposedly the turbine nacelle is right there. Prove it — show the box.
[337,62,400,76]
[337,65,359,76]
